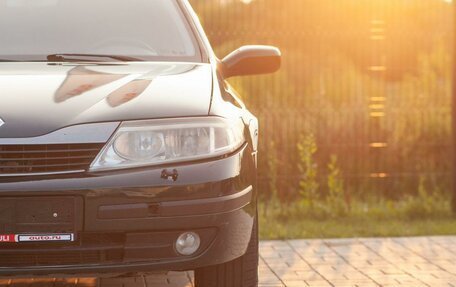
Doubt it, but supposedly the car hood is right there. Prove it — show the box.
[0,62,212,138]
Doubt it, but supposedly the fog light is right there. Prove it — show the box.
[176,232,201,256]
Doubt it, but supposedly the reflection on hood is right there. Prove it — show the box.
[106,78,152,107]
[55,64,191,107]
[55,66,125,102]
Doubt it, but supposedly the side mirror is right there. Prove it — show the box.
[221,45,281,79]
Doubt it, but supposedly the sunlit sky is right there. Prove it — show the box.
[221,0,453,5]
[234,0,453,3]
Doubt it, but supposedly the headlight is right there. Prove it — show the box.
[90,117,245,171]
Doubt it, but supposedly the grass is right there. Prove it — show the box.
[259,217,456,240]
[258,196,456,240]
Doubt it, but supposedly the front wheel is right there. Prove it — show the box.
[195,215,259,287]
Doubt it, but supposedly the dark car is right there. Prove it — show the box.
[0,0,280,286]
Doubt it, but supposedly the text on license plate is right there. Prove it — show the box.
[0,234,75,243]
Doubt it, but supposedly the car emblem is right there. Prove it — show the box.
[0,118,4,128]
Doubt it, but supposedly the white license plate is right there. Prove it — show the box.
[0,234,75,243]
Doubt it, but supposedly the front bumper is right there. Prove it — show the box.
[0,145,257,277]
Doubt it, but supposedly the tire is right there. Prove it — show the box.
[195,215,259,287]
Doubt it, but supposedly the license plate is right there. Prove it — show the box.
[0,233,75,243]
[0,196,83,234]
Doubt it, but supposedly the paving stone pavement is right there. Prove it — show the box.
[0,236,455,287]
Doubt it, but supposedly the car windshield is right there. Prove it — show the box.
[0,0,200,62]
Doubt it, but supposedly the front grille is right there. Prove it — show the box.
[0,143,105,175]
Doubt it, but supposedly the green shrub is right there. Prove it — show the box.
[401,176,450,220]
[326,155,348,217]
[297,134,319,209]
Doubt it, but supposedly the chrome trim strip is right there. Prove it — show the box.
[0,122,120,145]
[0,170,85,177]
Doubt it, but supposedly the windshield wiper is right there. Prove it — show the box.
[46,54,142,62]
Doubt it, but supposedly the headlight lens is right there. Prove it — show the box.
[113,131,165,161]
[90,117,245,171]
